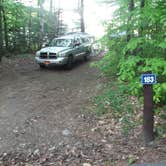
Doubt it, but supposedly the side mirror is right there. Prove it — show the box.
[42,43,49,47]
[45,44,49,47]
[74,42,80,47]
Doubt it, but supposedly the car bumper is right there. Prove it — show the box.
[35,57,68,66]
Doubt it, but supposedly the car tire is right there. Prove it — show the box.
[39,64,46,69]
[66,55,74,69]
[84,51,90,61]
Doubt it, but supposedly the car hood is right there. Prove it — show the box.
[39,46,69,53]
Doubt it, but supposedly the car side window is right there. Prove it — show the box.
[74,38,81,46]
[82,37,90,43]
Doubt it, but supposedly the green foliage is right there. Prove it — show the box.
[91,51,122,75]
[96,0,166,107]
[118,57,166,104]
[1,0,67,54]
[91,30,127,76]
[93,0,166,136]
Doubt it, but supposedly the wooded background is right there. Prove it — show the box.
[0,0,85,58]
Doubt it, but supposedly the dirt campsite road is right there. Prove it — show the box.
[0,55,165,166]
[0,55,108,165]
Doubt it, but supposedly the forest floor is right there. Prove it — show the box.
[0,54,165,166]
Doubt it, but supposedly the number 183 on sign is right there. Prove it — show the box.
[141,74,156,85]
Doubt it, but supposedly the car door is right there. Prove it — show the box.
[72,37,84,60]
[81,37,91,55]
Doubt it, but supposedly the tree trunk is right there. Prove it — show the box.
[127,0,135,42]
[13,14,18,51]
[38,0,45,48]
[140,0,145,8]
[28,8,32,50]
[50,0,53,14]
[139,0,145,37]
[2,3,8,50]
[0,0,3,61]
[56,9,60,36]
[80,0,85,32]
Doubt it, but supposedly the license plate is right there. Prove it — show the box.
[44,61,50,65]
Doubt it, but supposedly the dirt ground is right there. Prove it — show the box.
[0,55,165,166]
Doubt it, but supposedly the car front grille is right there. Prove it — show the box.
[49,53,57,59]
[40,52,47,59]
[40,52,57,59]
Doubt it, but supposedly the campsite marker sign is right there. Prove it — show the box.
[141,73,157,143]
[141,74,156,85]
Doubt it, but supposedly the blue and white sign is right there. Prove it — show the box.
[141,74,157,85]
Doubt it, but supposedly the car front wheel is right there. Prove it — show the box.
[84,51,90,61]
[39,64,46,69]
[65,55,74,69]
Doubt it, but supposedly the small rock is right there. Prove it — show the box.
[33,149,40,155]
[13,129,18,133]
[58,141,65,146]
[79,114,85,119]
[83,163,92,166]
[98,120,106,125]
[49,146,56,151]
[105,144,113,150]
[19,143,26,148]
[25,164,33,166]
[122,155,126,160]
[3,153,7,157]
[91,127,98,132]
[101,139,107,143]
[20,129,26,134]
[62,129,71,136]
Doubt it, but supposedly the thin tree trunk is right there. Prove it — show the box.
[50,0,53,14]
[139,0,145,37]
[80,0,85,32]
[2,3,8,50]
[127,0,134,42]
[140,0,145,8]
[136,0,145,56]
[57,9,60,36]
[38,0,45,48]
[0,0,3,61]
[28,8,32,50]
[13,14,18,51]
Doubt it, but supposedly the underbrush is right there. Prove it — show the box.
[92,78,166,137]
[155,106,166,137]
[93,80,141,136]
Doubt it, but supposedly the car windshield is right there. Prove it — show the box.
[50,38,72,47]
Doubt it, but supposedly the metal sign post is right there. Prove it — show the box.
[141,73,156,143]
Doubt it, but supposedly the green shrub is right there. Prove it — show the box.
[118,57,166,105]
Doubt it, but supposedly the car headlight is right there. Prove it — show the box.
[58,52,66,57]
[36,51,40,57]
